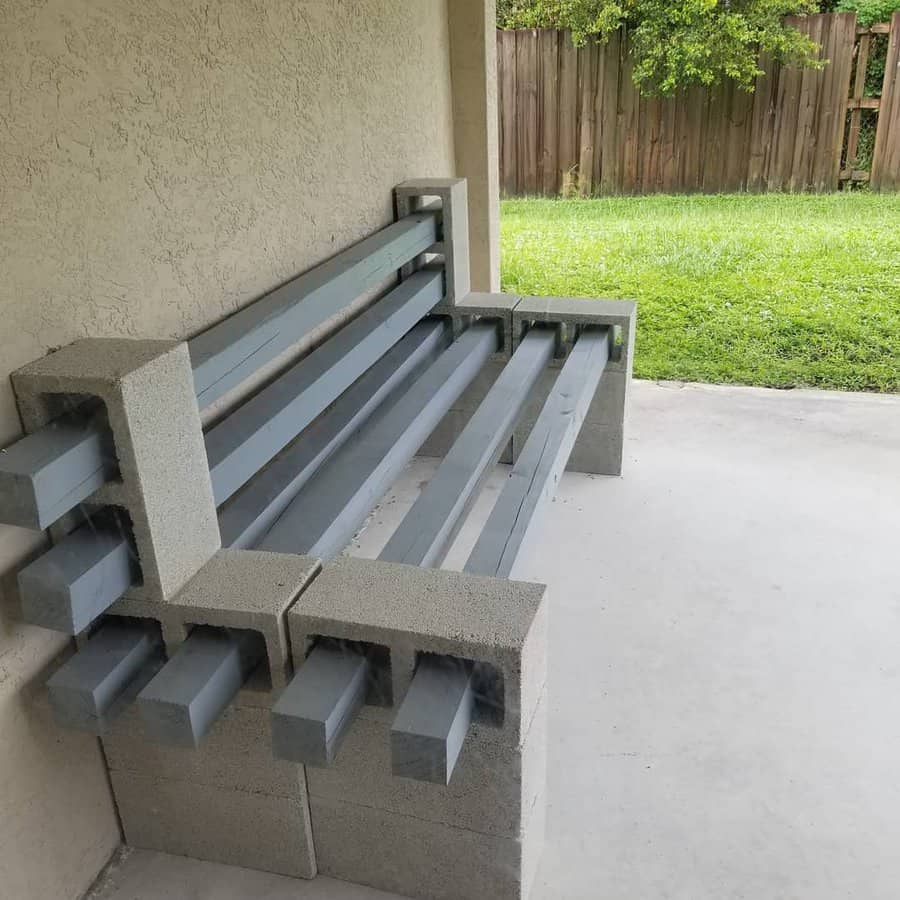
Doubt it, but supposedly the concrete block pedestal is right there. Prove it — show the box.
[288,557,549,900]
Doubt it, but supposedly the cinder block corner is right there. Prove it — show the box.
[288,556,548,746]
[396,178,471,305]
[11,338,220,602]
[161,549,321,692]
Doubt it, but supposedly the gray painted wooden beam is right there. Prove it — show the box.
[379,327,556,568]
[0,413,116,531]
[391,655,474,785]
[257,322,498,561]
[219,319,447,549]
[136,626,265,748]
[205,269,443,506]
[18,322,447,633]
[18,522,137,635]
[47,620,163,733]
[391,327,610,784]
[0,211,437,531]
[189,211,438,408]
[271,642,369,767]
[466,326,610,579]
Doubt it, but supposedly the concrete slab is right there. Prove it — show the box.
[91,381,900,900]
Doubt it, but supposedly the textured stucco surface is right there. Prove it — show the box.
[0,1,455,896]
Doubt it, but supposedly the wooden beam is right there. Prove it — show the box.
[189,211,439,407]
[18,522,137,634]
[271,642,369,767]
[206,269,443,506]
[300,329,552,771]
[390,655,474,785]
[379,327,555,568]
[392,327,610,784]
[219,320,447,549]
[0,412,115,530]
[19,323,447,633]
[466,327,610,579]
[257,323,498,561]
[0,211,438,530]
[136,626,265,747]
[46,620,163,733]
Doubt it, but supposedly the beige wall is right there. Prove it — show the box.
[0,1,456,897]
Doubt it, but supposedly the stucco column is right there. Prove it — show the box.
[448,0,500,292]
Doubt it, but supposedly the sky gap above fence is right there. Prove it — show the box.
[497,12,900,195]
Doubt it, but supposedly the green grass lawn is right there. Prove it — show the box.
[501,193,900,392]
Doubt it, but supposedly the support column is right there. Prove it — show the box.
[449,0,500,291]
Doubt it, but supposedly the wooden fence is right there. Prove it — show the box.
[498,12,900,195]
[871,12,900,190]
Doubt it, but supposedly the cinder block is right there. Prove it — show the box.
[288,557,548,747]
[103,703,305,797]
[161,549,321,692]
[306,688,547,839]
[433,292,518,360]
[396,178,470,305]
[110,770,316,879]
[512,295,636,372]
[310,787,545,900]
[514,366,629,476]
[417,358,513,463]
[511,298,636,476]
[12,338,220,602]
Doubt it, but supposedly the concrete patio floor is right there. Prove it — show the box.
[93,380,900,900]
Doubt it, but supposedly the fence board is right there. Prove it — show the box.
[557,32,578,194]
[539,30,559,195]
[872,12,900,190]
[498,31,518,195]
[516,30,540,195]
[498,14,870,195]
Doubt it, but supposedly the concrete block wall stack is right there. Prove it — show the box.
[289,558,548,900]
[0,178,636,900]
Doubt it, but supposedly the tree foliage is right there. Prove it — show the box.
[497,1,825,95]
[834,0,900,27]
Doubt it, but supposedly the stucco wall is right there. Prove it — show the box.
[0,1,455,897]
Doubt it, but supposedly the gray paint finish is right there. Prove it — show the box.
[390,655,475,785]
[390,327,609,785]
[47,620,163,733]
[21,322,447,633]
[137,626,265,748]
[271,643,369,767]
[18,523,137,634]
[257,323,498,561]
[189,211,439,408]
[218,320,448,550]
[379,327,555,568]
[0,211,437,531]
[0,412,116,530]
[205,269,443,506]
[466,326,610,579]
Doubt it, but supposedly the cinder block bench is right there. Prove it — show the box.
[0,178,635,900]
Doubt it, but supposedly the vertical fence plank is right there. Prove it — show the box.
[818,13,857,190]
[498,30,518,196]
[557,30,578,193]
[539,30,560,195]
[872,12,900,190]
[577,41,598,195]
[516,30,540,195]
[599,29,622,194]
